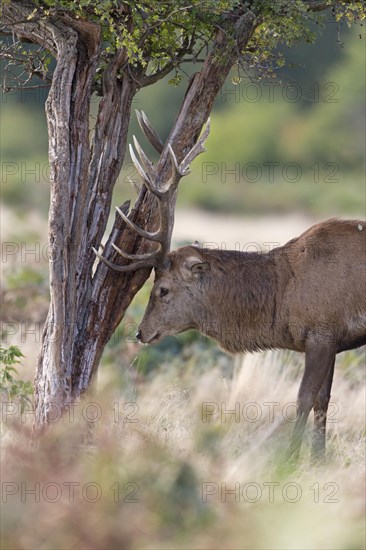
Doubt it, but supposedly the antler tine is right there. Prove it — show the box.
[129,144,163,198]
[115,206,161,242]
[94,113,210,274]
[111,243,161,262]
[92,247,157,272]
[180,118,210,173]
[132,135,155,183]
[161,144,185,192]
[135,110,164,154]
[128,144,151,185]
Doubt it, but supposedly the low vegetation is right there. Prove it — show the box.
[1,339,364,549]
[1,8,364,547]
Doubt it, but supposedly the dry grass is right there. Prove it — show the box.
[1,347,365,550]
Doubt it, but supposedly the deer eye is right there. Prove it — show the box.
[160,287,169,298]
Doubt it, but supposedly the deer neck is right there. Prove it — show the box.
[198,250,281,353]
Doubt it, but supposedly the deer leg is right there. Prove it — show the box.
[311,357,335,461]
[287,339,336,462]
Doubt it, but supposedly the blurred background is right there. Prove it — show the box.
[1,20,365,550]
[140,22,365,222]
[1,21,365,361]
[2,23,365,223]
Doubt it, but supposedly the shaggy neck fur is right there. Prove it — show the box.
[193,249,282,353]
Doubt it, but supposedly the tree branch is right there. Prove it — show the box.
[1,1,57,56]
[303,1,332,12]
[137,61,176,87]
[77,8,258,390]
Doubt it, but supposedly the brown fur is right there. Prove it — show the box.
[139,219,366,353]
[138,219,366,460]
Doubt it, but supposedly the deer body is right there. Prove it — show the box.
[139,219,366,355]
[137,218,366,460]
[95,112,365,460]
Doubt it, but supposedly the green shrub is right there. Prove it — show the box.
[0,345,33,413]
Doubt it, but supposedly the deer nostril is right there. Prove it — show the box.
[136,330,142,341]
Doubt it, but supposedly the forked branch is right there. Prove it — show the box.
[93,110,210,272]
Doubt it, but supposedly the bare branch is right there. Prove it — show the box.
[137,61,175,87]
[303,1,331,12]
[1,3,56,55]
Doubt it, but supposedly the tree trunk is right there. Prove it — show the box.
[2,2,256,427]
[73,10,257,394]
[33,26,140,424]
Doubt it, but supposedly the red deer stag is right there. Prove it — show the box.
[95,111,366,461]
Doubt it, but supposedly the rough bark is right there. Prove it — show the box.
[3,0,336,426]
[75,9,258,393]
[33,40,139,423]
[1,3,258,424]
[2,3,132,422]
[32,17,103,423]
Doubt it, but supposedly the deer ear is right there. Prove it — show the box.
[191,262,210,275]
[184,256,210,275]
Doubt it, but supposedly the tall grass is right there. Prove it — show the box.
[1,346,365,549]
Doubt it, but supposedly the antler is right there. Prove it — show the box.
[93,110,210,272]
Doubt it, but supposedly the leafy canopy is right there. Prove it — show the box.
[2,1,365,90]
